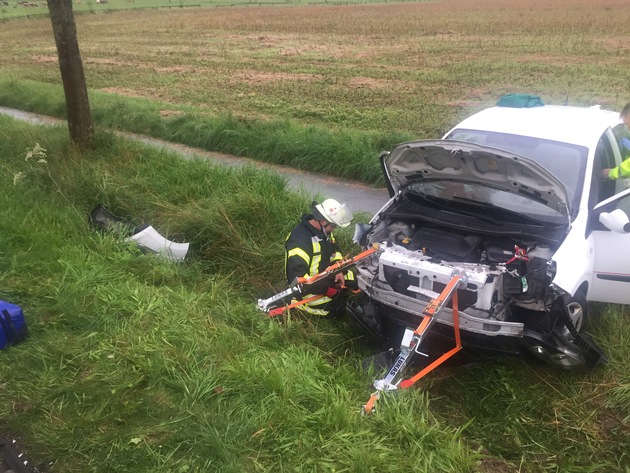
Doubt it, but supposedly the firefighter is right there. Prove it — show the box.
[285,198,356,318]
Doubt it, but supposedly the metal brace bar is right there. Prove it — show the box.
[362,272,466,414]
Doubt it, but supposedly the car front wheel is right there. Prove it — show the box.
[553,291,587,340]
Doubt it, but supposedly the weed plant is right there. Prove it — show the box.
[1,114,630,472]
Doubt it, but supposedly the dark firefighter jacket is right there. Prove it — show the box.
[284,214,344,295]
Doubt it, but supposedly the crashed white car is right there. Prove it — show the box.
[349,101,630,370]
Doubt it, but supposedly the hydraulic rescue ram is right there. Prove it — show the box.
[362,272,466,414]
[257,245,378,317]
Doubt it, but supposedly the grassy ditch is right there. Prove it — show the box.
[0,79,403,185]
[0,116,477,472]
[1,116,630,472]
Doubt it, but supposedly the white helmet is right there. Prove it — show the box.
[314,198,353,228]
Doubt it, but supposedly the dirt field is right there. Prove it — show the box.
[1,0,628,137]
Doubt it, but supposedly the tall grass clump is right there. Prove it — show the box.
[0,78,408,186]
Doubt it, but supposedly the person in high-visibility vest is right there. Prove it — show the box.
[285,198,357,318]
[601,102,630,180]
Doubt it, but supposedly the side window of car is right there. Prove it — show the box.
[615,192,630,217]
[591,134,617,208]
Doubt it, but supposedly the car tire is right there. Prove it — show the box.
[552,290,588,340]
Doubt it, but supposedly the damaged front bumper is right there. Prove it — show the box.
[348,248,604,370]
[354,249,525,339]
[356,271,524,337]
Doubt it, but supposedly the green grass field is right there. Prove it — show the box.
[1,0,630,471]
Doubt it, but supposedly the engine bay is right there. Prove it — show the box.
[364,218,558,320]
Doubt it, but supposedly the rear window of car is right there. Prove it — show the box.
[446,129,588,219]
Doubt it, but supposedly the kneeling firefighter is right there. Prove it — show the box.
[285,198,357,318]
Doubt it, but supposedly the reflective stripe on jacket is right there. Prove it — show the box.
[609,158,630,180]
[285,214,341,290]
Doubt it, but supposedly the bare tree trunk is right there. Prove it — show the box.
[47,0,93,147]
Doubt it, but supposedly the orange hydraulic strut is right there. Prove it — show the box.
[267,294,325,317]
[399,289,462,389]
[267,284,363,317]
[362,273,464,414]
[258,246,378,317]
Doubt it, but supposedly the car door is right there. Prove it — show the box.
[588,185,630,304]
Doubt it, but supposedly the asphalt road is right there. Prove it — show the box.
[0,107,391,217]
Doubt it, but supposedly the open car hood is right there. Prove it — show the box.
[383,140,570,219]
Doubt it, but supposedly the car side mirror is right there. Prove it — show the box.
[598,208,630,234]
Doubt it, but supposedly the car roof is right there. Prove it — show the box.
[447,104,621,149]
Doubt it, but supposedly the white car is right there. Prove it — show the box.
[349,99,630,370]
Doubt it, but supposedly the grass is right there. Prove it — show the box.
[0,78,405,185]
[0,115,482,472]
[1,111,630,473]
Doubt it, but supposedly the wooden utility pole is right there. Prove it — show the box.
[47,0,93,147]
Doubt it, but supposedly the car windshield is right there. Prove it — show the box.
[446,129,587,218]
[405,180,567,225]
